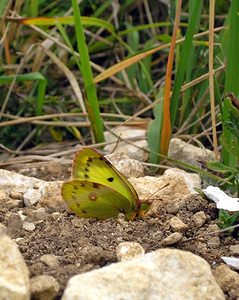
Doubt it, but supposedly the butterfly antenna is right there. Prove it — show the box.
[144,183,170,204]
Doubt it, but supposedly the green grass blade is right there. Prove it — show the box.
[222,0,239,167]
[71,0,104,143]
[0,72,47,115]
[170,0,203,127]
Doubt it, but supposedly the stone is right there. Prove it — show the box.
[104,126,148,161]
[30,275,60,300]
[9,191,24,200]
[161,232,183,246]
[0,189,8,201]
[207,237,220,248]
[106,152,144,178]
[62,249,224,300]
[0,169,65,210]
[0,233,30,300]
[39,254,60,268]
[192,211,207,228]
[116,242,145,262]
[213,264,239,299]
[164,168,201,193]
[169,216,188,231]
[5,199,23,209]
[169,138,215,166]
[33,208,48,221]
[23,222,35,231]
[229,244,239,255]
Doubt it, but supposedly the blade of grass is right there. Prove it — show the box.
[0,72,47,115]
[222,0,239,167]
[170,0,203,127]
[160,0,182,159]
[71,0,104,143]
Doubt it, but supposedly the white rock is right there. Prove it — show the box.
[229,245,239,255]
[0,189,8,201]
[23,222,35,232]
[0,169,65,210]
[191,211,207,228]
[164,168,201,193]
[62,249,224,300]
[116,242,145,262]
[130,171,200,216]
[162,232,183,246]
[106,152,144,178]
[0,233,30,300]
[30,275,60,300]
[169,216,188,231]
[39,254,60,267]
[213,264,239,299]
[203,186,239,211]
[169,138,215,166]
[104,126,148,161]
[221,257,239,270]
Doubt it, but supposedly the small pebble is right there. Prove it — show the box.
[5,199,23,209]
[229,244,239,255]
[51,212,61,220]
[30,275,60,300]
[169,216,188,232]
[165,197,187,214]
[207,236,220,248]
[34,208,48,221]
[0,189,7,201]
[162,232,183,246]
[213,264,239,299]
[116,242,145,262]
[23,221,35,231]
[17,210,27,221]
[9,191,23,200]
[40,254,60,267]
[191,211,207,228]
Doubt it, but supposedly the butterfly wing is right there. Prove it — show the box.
[61,180,135,220]
[72,148,139,210]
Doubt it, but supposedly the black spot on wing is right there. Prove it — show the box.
[107,177,114,182]
[92,182,100,189]
[84,174,89,179]
[82,210,87,214]
[85,167,89,172]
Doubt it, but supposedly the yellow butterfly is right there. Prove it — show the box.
[61,148,150,220]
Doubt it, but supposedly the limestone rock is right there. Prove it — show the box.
[116,242,145,262]
[169,138,215,166]
[30,275,60,300]
[0,233,30,300]
[62,249,224,300]
[213,264,239,299]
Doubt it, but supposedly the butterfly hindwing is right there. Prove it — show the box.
[72,148,139,210]
[61,180,134,220]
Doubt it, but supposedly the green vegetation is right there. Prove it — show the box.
[0,1,238,177]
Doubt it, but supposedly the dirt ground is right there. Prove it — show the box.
[0,166,237,299]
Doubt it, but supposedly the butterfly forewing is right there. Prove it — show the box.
[72,148,139,210]
[61,180,133,220]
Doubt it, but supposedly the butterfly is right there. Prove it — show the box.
[61,147,150,220]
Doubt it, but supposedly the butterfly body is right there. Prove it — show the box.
[61,148,146,220]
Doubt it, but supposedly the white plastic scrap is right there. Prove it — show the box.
[202,186,239,212]
[221,256,239,270]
